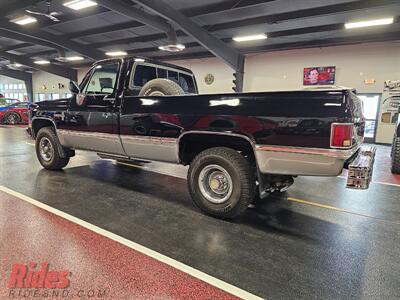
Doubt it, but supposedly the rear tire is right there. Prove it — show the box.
[36,127,70,170]
[392,136,400,174]
[187,147,255,219]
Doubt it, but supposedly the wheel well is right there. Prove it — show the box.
[4,111,20,117]
[32,119,55,138]
[179,133,255,165]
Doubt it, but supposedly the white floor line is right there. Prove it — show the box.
[337,175,400,188]
[0,185,262,300]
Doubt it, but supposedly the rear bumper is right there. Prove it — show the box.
[255,144,360,176]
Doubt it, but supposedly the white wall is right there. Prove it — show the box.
[32,71,70,98]
[170,41,400,143]
[170,42,400,94]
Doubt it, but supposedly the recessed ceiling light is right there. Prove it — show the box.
[63,0,97,10]
[105,51,127,56]
[345,17,394,29]
[11,15,37,25]
[232,34,267,42]
[158,44,185,52]
[34,60,50,65]
[65,56,84,61]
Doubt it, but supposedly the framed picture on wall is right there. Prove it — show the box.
[303,66,336,85]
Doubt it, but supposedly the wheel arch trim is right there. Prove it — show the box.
[177,130,257,163]
[31,117,57,138]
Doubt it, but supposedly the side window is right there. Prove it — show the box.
[178,73,196,93]
[157,68,167,79]
[168,70,179,84]
[133,65,157,87]
[86,63,119,95]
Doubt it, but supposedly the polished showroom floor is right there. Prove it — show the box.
[0,126,400,299]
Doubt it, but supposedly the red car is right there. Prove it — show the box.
[0,102,29,124]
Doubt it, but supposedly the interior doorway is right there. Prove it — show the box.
[358,94,381,143]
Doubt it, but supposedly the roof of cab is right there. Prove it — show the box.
[92,56,194,75]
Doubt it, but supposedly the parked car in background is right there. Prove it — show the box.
[0,98,20,107]
[0,102,29,124]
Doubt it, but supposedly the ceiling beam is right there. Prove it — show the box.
[0,50,77,81]
[0,67,31,82]
[81,0,400,49]
[0,43,32,52]
[96,0,177,42]
[132,1,243,65]
[0,20,104,60]
[66,0,272,39]
[0,29,63,52]
[150,29,400,61]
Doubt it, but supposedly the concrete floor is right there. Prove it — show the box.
[1,126,400,299]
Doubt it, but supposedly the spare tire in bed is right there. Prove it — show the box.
[139,78,185,96]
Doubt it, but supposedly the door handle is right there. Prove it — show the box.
[103,95,115,104]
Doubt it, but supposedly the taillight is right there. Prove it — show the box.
[331,123,353,148]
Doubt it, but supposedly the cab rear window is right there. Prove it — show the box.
[132,64,196,94]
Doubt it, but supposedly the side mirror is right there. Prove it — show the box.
[69,81,80,94]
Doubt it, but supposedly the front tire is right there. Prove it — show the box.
[187,147,255,219]
[35,127,70,170]
[392,136,400,174]
[5,112,21,125]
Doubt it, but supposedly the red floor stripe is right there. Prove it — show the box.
[0,191,238,299]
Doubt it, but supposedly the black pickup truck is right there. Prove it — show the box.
[29,56,376,219]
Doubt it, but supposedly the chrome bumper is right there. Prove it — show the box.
[346,145,376,189]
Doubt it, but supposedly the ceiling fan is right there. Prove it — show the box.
[25,0,61,22]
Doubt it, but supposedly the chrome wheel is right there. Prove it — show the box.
[6,113,19,124]
[198,164,233,204]
[39,137,54,162]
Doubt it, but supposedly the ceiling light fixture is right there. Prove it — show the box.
[158,44,185,52]
[105,51,128,56]
[11,15,37,25]
[65,56,84,61]
[63,0,97,10]
[345,17,394,29]
[10,63,22,67]
[34,60,51,65]
[55,55,84,62]
[232,34,267,42]
[134,58,145,62]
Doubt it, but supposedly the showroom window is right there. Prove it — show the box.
[36,93,45,101]
[133,65,157,87]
